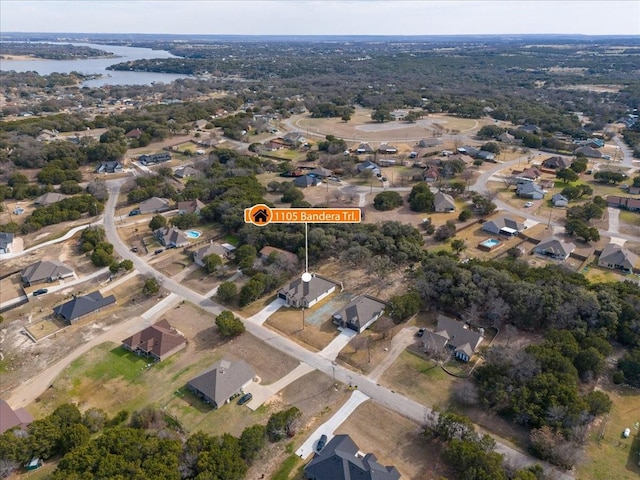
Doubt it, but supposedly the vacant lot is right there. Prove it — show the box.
[266,305,339,352]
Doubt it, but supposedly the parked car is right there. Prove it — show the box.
[238,393,252,405]
[416,328,426,337]
[131,246,138,252]
[128,209,141,216]
[524,201,534,208]
[32,288,48,297]
[623,428,631,438]
[316,434,327,451]
[154,249,164,255]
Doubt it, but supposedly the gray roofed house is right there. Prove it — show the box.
[542,156,573,170]
[434,191,456,212]
[154,227,190,248]
[0,399,33,434]
[121,319,186,362]
[139,152,171,165]
[422,315,483,362]
[498,132,515,144]
[303,434,400,480]
[332,295,387,333]
[418,138,443,148]
[34,192,68,206]
[533,237,576,260]
[21,260,74,286]
[177,199,205,215]
[598,243,638,274]
[356,160,381,176]
[53,291,116,325]
[378,144,398,154]
[308,167,333,178]
[481,216,525,236]
[423,167,440,182]
[552,193,569,207]
[293,175,318,188]
[520,124,540,134]
[139,197,171,214]
[458,145,480,157]
[516,182,546,199]
[174,166,201,179]
[187,358,255,409]
[283,132,306,147]
[477,150,496,162]
[0,232,14,254]
[96,161,124,174]
[356,143,373,154]
[193,242,236,267]
[573,146,602,158]
[278,274,337,308]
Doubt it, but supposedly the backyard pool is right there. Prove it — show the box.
[478,238,503,252]
[185,230,202,239]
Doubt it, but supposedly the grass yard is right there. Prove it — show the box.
[579,385,640,480]
[378,350,456,410]
[265,306,339,352]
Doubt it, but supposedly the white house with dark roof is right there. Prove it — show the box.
[552,193,569,207]
[0,232,14,254]
[193,242,236,267]
[177,199,205,215]
[332,295,387,333]
[277,274,336,308]
[355,143,373,154]
[21,260,74,286]
[154,227,190,248]
[434,191,456,212]
[422,314,483,362]
[187,358,255,409]
[139,197,171,215]
[481,216,525,236]
[533,237,576,261]
[53,291,116,325]
[516,181,545,200]
[598,243,638,274]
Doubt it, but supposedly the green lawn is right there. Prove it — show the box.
[619,210,640,227]
[66,344,149,383]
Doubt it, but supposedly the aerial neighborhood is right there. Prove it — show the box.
[0,24,639,480]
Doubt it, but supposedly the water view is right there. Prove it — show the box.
[0,42,190,86]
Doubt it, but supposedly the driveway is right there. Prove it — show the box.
[247,297,286,325]
[294,390,369,460]
[244,362,315,411]
[607,207,620,235]
[368,326,418,382]
[318,328,357,361]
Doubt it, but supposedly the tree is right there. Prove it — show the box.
[142,277,160,296]
[373,191,403,211]
[217,281,238,303]
[408,183,435,212]
[594,170,625,184]
[119,259,134,271]
[203,254,222,274]
[451,239,467,255]
[570,158,588,173]
[584,390,612,416]
[266,407,302,442]
[239,424,266,463]
[471,193,497,216]
[305,150,319,162]
[387,291,422,323]
[371,107,391,123]
[458,208,472,222]
[434,220,457,241]
[557,168,579,183]
[481,142,501,155]
[617,348,640,387]
[281,185,304,203]
[91,247,114,267]
[433,412,476,441]
[149,214,167,231]
[215,310,245,337]
[235,244,257,273]
[341,111,352,122]
[239,274,266,306]
[171,212,200,229]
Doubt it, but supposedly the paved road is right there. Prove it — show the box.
[612,134,638,168]
[100,179,575,479]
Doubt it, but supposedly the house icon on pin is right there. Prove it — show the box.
[253,208,269,223]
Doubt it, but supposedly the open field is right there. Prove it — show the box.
[266,305,340,352]
[579,385,640,480]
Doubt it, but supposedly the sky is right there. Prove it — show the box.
[1,0,639,36]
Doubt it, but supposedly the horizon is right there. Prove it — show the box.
[1,1,639,36]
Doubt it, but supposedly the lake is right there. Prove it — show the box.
[0,42,190,87]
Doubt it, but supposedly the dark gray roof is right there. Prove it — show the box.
[293,175,317,188]
[21,260,74,284]
[34,192,68,206]
[139,197,170,214]
[187,358,255,407]
[154,226,189,247]
[278,275,336,307]
[309,167,333,178]
[53,291,116,323]
[599,243,639,269]
[434,315,483,357]
[482,215,525,233]
[332,295,387,331]
[304,434,400,480]
[434,191,455,210]
[0,232,14,250]
[534,237,576,258]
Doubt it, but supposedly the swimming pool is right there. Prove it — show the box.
[185,230,202,239]
[478,238,503,252]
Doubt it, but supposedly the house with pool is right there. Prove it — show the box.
[481,215,525,237]
[154,227,190,248]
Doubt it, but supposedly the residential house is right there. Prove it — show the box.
[34,192,68,207]
[598,243,638,274]
[422,314,483,362]
[519,124,540,134]
[356,160,381,176]
[154,227,190,248]
[303,434,400,480]
[423,167,440,182]
[125,128,143,139]
[264,140,286,151]
[283,132,306,147]
[477,150,496,162]
[53,291,116,325]
[174,166,200,179]
[96,161,124,174]
[516,182,545,200]
[138,197,171,215]
[434,191,456,212]
[277,274,336,308]
[194,119,208,130]
[552,193,569,207]
[606,196,640,212]
[418,138,442,148]
[138,152,171,165]
[308,167,333,179]
[293,175,318,188]
[457,146,480,157]
[0,399,33,434]
[0,232,14,254]
[447,153,474,165]
[539,179,555,189]
[177,199,205,215]
[481,216,525,236]
[541,156,573,170]
[193,242,236,267]
[573,146,602,158]
[332,295,387,333]
[378,144,398,155]
[390,109,407,120]
[355,143,374,154]
[518,167,543,180]
[533,237,576,260]
[187,358,255,409]
[121,319,186,362]
[21,260,74,286]
[260,246,299,266]
[628,186,640,195]
[36,129,58,142]
[498,132,516,144]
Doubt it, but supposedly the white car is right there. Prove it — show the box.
[623,428,631,438]
[524,201,534,208]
